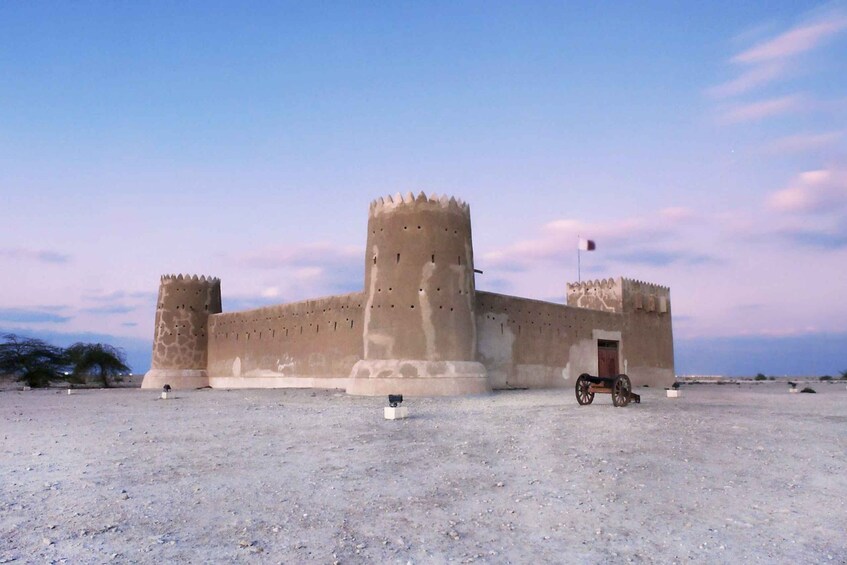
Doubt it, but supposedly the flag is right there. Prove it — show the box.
[578,238,596,251]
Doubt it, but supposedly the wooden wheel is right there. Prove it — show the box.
[575,374,594,405]
[612,374,631,407]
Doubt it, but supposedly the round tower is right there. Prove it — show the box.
[347,192,490,396]
[141,274,222,390]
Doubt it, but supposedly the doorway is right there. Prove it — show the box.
[597,340,619,378]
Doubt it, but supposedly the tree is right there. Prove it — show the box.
[0,334,66,388]
[65,343,130,388]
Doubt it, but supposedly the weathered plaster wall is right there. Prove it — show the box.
[619,279,675,387]
[565,278,674,387]
[206,292,364,389]
[348,193,489,396]
[475,291,622,389]
[566,278,623,313]
[142,274,221,389]
[361,193,478,361]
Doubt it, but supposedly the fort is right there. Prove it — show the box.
[142,193,674,395]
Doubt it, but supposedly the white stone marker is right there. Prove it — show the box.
[789,388,798,393]
[161,391,169,400]
[67,389,73,395]
[384,406,408,420]
[666,389,682,398]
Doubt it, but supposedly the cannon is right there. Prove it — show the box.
[575,373,640,407]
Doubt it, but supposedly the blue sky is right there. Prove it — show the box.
[1,2,845,375]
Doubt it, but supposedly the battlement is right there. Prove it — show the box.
[620,278,670,294]
[566,277,620,294]
[566,278,671,314]
[161,274,220,284]
[369,191,470,217]
[566,278,623,313]
[620,278,671,314]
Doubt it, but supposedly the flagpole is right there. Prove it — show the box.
[577,235,581,283]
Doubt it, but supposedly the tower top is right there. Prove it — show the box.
[369,191,470,217]
[160,273,220,283]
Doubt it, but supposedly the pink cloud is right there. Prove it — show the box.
[479,210,698,271]
[719,95,803,124]
[707,62,786,98]
[769,168,847,213]
[732,14,847,64]
[236,243,362,270]
[708,10,847,99]
[761,131,843,154]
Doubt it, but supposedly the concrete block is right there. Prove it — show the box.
[789,388,798,393]
[161,391,170,400]
[67,389,73,395]
[384,406,408,420]
[666,389,682,398]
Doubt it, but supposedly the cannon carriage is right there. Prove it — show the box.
[575,373,640,407]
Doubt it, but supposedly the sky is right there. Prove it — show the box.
[1,1,845,376]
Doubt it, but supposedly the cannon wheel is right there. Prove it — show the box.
[612,374,632,407]
[575,374,594,405]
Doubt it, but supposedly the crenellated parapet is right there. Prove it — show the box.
[369,192,471,218]
[160,273,221,284]
[566,278,624,313]
[620,278,671,314]
[142,273,222,389]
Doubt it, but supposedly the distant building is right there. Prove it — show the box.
[143,193,674,395]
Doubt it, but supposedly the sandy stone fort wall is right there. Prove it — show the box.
[142,274,221,390]
[476,292,622,389]
[142,193,675,394]
[206,293,364,389]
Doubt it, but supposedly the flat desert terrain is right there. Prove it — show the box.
[1,383,845,564]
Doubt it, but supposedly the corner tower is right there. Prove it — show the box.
[347,192,490,396]
[141,274,222,390]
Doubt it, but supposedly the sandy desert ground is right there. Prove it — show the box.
[1,383,845,564]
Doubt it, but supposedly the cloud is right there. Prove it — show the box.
[707,62,787,98]
[0,308,71,324]
[769,167,847,213]
[606,250,720,267]
[479,208,712,274]
[761,131,843,154]
[82,290,155,303]
[708,9,847,99]
[719,95,803,124]
[80,305,136,315]
[659,207,696,222]
[237,243,362,270]
[0,248,70,264]
[230,242,364,304]
[779,226,847,249]
[732,13,847,64]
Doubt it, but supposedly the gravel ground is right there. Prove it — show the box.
[1,383,845,564]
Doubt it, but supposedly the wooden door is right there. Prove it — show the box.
[597,340,619,378]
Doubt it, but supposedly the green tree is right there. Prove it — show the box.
[0,334,66,388]
[65,343,130,388]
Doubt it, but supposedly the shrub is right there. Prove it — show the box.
[820,375,833,381]
[800,387,816,394]
[754,373,767,381]
[0,334,66,388]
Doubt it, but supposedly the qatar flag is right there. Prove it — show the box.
[578,238,596,251]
